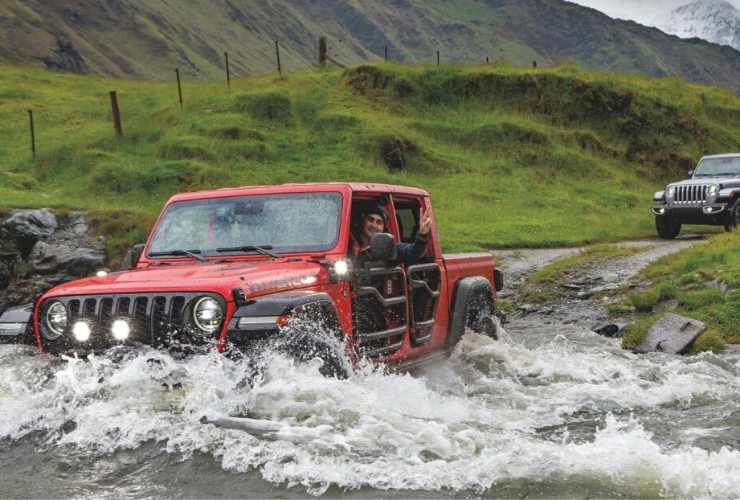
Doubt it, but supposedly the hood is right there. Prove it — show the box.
[44,259,327,300]
[670,176,740,188]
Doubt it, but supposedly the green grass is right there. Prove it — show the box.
[1,63,739,253]
[618,232,740,351]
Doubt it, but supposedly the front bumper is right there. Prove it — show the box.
[652,202,728,225]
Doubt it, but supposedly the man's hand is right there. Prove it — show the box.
[418,208,432,236]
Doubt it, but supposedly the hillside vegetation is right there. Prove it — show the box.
[1,63,739,259]
[3,0,740,92]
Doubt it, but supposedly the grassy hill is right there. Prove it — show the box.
[3,0,740,92]
[1,62,739,259]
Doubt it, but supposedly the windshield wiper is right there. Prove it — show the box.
[148,249,207,262]
[215,245,279,258]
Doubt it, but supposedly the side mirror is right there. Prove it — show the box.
[121,243,145,270]
[688,169,694,177]
[369,233,397,262]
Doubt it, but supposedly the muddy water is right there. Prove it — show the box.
[1,237,738,498]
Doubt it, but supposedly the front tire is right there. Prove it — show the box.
[724,203,740,232]
[656,215,681,239]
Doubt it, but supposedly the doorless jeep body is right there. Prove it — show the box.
[5,183,502,369]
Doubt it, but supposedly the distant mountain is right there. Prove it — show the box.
[2,0,740,92]
[660,0,740,51]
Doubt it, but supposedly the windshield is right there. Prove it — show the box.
[147,192,343,257]
[694,157,740,177]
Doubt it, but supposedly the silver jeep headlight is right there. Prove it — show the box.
[192,297,223,334]
[44,301,68,339]
[666,186,676,201]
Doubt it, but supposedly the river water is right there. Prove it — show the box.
[1,239,738,498]
[1,327,739,498]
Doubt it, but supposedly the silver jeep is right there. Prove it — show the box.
[652,154,740,239]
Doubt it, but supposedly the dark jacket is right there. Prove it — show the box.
[351,234,429,270]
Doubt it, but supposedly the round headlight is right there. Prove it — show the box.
[707,184,719,197]
[666,186,676,200]
[192,297,223,333]
[44,301,68,339]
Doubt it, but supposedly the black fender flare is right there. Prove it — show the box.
[228,291,340,332]
[447,277,494,350]
[0,303,35,344]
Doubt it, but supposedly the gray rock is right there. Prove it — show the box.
[633,313,706,355]
[3,209,58,242]
[28,241,105,276]
[593,322,627,338]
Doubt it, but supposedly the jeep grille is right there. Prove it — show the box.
[674,185,707,204]
[39,293,224,352]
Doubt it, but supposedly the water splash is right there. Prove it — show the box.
[0,327,739,497]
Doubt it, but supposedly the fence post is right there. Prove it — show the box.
[27,109,36,158]
[486,56,489,63]
[110,91,122,136]
[318,36,327,67]
[384,45,388,62]
[532,60,537,69]
[436,50,440,65]
[224,52,231,91]
[175,68,183,108]
[275,40,282,76]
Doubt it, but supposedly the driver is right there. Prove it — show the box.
[350,203,431,268]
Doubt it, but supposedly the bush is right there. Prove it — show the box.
[629,288,660,312]
[234,92,292,123]
[678,287,725,311]
[692,329,725,353]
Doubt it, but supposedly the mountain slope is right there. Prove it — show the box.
[2,0,740,91]
[660,0,740,51]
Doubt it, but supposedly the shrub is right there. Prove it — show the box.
[678,287,725,311]
[235,92,292,123]
[629,288,660,312]
[692,329,725,353]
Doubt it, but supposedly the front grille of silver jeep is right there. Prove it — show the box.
[674,185,707,204]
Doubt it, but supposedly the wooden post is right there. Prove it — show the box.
[318,36,327,67]
[275,40,282,76]
[224,52,231,91]
[384,45,388,62]
[532,60,537,69]
[110,91,122,136]
[486,56,489,63]
[436,50,440,65]
[27,109,36,158]
[175,68,183,108]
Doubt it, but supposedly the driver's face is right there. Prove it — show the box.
[362,213,385,242]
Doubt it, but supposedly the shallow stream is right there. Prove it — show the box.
[1,237,737,498]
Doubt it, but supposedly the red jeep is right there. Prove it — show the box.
[15,183,502,372]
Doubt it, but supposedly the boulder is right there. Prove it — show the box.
[28,241,105,277]
[592,322,626,338]
[2,209,58,256]
[634,313,706,355]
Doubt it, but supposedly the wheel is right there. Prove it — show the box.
[724,203,740,232]
[274,306,350,379]
[655,215,681,239]
[447,279,496,351]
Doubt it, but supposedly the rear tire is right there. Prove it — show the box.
[447,279,496,351]
[656,216,681,239]
[724,203,739,232]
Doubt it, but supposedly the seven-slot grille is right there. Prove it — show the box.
[39,293,224,351]
[673,185,708,204]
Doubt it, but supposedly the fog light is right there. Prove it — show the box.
[72,321,91,342]
[111,319,130,341]
[334,260,349,276]
[657,208,665,215]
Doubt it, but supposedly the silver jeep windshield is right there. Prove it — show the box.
[694,157,740,177]
[148,192,342,256]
